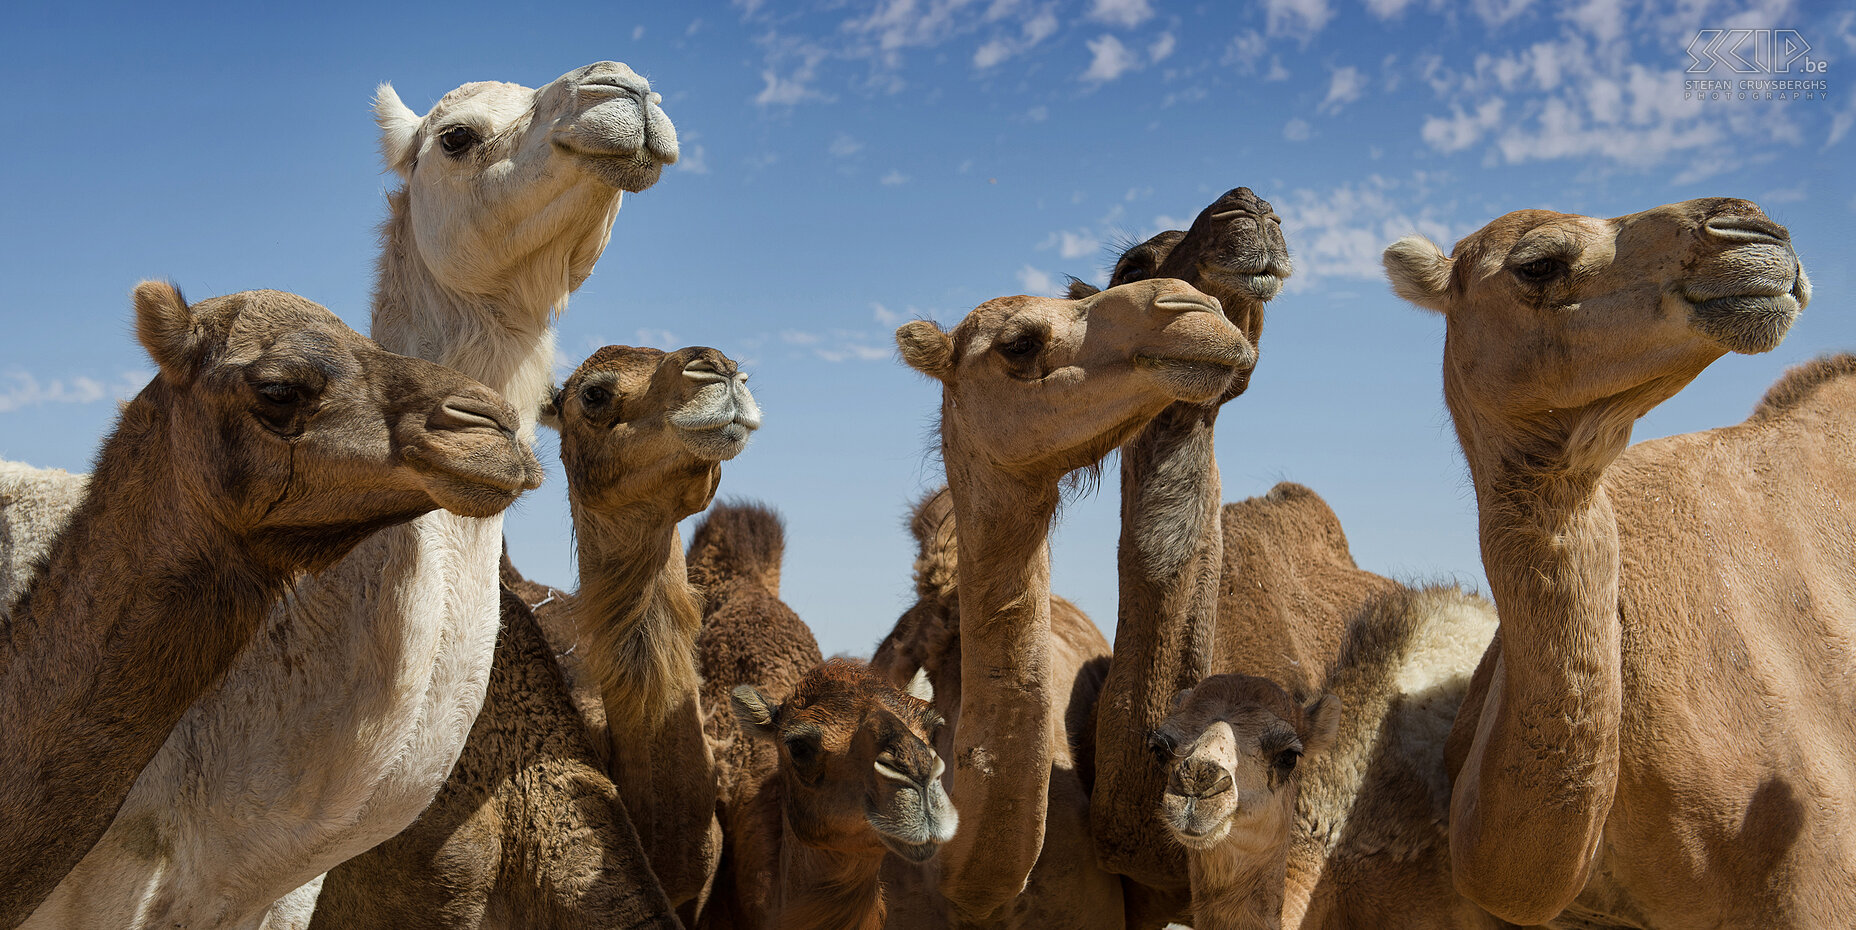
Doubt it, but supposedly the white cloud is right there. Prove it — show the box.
[781,330,822,345]
[0,369,149,414]
[1263,0,1332,42]
[1083,34,1140,83]
[1052,229,1100,260]
[1364,0,1422,18]
[816,342,893,363]
[1226,30,1267,71]
[1760,183,1807,204]
[675,135,710,173]
[631,25,645,40]
[1150,32,1176,64]
[1284,117,1313,141]
[1319,65,1366,114]
[1027,105,1049,121]
[974,38,1014,68]
[1468,0,1534,28]
[1018,264,1057,294]
[872,303,907,325]
[830,133,864,158]
[1279,173,1465,284]
[635,327,678,347]
[881,170,911,185]
[972,7,1059,69]
[1420,98,1505,153]
[1087,0,1154,29]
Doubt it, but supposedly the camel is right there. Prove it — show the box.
[0,283,540,926]
[1153,585,1505,930]
[867,485,1118,929]
[1384,198,1849,927]
[12,62,680,928]
[890,277,1252,926]
[306,587,679,930]
[1152,674,1338,930]
[707,658,958,930]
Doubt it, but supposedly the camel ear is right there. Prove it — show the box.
[906,668,935,703]
[538,385,565,432]
[1383,235,1453,314]
[133,281,198,382]
[1302,694,1341,759]
[1064,276,1101,300]
[896,321,954,381]
[731,685,780,738]
[374,83,422,179]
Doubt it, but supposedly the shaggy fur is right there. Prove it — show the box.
[0,462,87,621]
[5,286,538,926]
[308,588,678,930]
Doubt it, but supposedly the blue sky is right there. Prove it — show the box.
[2,0,1850,658]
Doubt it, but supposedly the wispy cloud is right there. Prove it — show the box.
[829,132,865,158]
[0,369,149,414]
[1318,65,1366,114]
[1284,117,1313,141]
[1083,34,1141,83]
[1017,264,1058,294]
[1149,32,1177,64]
[1087,0,1154,29]
[1263,0,1332,42]
[881,169,911,185]
[1279,172,1467,284]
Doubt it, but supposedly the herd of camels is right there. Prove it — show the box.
[0,59,1849,930]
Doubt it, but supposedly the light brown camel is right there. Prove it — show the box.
[1384,198,1848,927]
[8,62,680,928]
[704,658,957,930]
[891,277,1252,925]
[1152,674,1338,930]
[1153,585,1505,930]
[867,485,1116,929]
[0,284,540,926]
[306,586,679,929]
[552,344,760,916]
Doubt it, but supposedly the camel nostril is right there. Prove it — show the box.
[432,396,513,435]
[1705,214,1788,245]
[683,358,728,383]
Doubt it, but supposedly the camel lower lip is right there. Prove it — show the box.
[881,837,944,863]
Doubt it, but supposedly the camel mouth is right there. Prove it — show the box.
[1202,267,1286,305]
[674,421,755,462]
[1162,805,1234,850]
[1136,350,1254,403]
[412,459,544,518]
[878,834,946,864]
[1681,257,1807,355]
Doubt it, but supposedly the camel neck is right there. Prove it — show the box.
[1189,830,1289,930]
[772,821,887,930]
[1449,405,1627,920]
[0,394,277,910]
[570,500,716,908]
[934,456,1057,920]
[1094,401,1224,889]
[370,189,559,438]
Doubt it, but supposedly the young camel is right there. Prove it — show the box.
[891,277,1253,926]
[712,658,958,930]
[1386,198,1848,927]
[2,284,540,926]
[11,62,681,929]
[1151,674,1338,930]
[1153,585,1505,930]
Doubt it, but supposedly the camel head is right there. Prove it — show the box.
[1384,198,1809,453]
[1068,187,1291,396]
[896,279,1254,482]
[545,344,760,521]
[373,61,679,298]
[1151,674,1339,853]
[732,659,958,864]
[129,282,541,570]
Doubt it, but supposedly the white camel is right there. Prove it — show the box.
[14,61,677,929]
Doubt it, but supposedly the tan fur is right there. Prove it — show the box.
[1390,199,1845,927]
[892,279,1249,926]
[309,588,678,929]
[702,659,955,930]
[1,286,537,925]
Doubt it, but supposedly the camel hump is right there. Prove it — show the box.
[1330,584,1496,697]
[905,485,958,601]
[1749,353,1856,422]
[1224,481,1356,568]
[688,500,787,594]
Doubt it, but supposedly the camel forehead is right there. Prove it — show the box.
[429,81,536,124]
[195,290,366,359]
[565,345,668,392]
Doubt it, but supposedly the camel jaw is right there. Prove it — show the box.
[1680,247,1808,355]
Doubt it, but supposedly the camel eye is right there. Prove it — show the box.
[580,384,613,407]
[1115,263,1150,285]
[256,382,302,406]
[998,334,1042,361]
[438,125,481,157]
[785,732,822,772]
[1512,257,1566,285]
[1274,748,1302,773]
